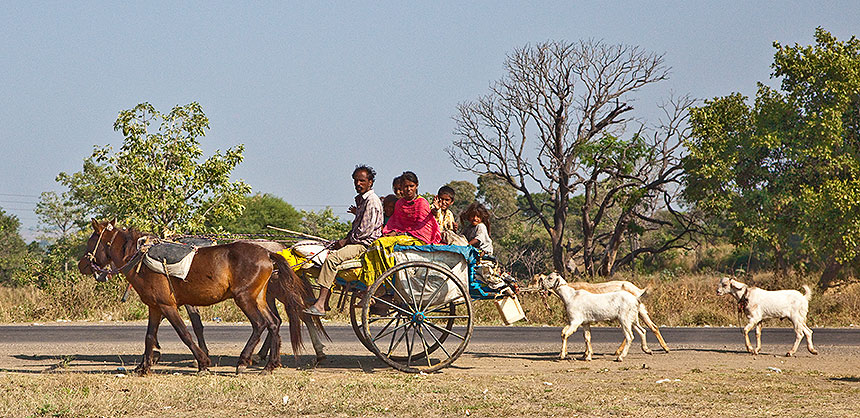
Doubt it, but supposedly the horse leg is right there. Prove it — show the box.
[260,299,281,372]
[160,304,211,374]
[254,294,279,364]
[302,313,327,363]
[134,306,162,375]
[234,294,273,374]
[185,305,209,357]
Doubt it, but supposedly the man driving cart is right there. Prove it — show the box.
[303,164,384,317]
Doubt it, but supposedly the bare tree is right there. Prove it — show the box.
[585,96,702,276]
[449,40,669,275]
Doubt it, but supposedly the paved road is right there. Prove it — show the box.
[1,324,858,346]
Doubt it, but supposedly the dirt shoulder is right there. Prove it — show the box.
[1,324,858,417]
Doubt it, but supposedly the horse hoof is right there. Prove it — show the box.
[152,351,162,365]
[315,354,327,363]
[236,365,246,375]
[250,354,263,364]
[197,369,211,377]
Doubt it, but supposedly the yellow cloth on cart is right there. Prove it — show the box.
[276,249,307,271]
[359,235,426,285]
[277,248,363,284]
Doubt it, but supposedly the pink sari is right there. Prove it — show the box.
[382,196,441,244]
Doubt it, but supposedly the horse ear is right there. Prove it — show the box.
[91,218,100,231]
[110,218,117,227]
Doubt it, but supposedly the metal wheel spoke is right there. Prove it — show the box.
[402,267,420,313]
[415,324,433,367]
[384,278,417,314]
[416,279,449,311]
[367,315,401,324]
[424,299,466,315]
[374,317,411,343]
[404,324,415,366]
[421,322,452,358]
[424,320,466,341]
[386,319,408,356]
[422,315,470,320]
[370,294,413,316]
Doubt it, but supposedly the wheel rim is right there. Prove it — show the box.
[349,290,374,352]
[361,260,473,373]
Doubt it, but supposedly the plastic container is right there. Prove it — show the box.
[495,295,526,325]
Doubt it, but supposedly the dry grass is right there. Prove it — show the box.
[1,360,858,417]
[2,272,859,328]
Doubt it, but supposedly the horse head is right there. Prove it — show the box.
[78,218,119,280]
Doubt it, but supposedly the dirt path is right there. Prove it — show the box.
[1,323,858,417]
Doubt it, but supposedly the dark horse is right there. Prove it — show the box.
[78,219,311,375]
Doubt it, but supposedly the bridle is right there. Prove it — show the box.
[85,224,143,278]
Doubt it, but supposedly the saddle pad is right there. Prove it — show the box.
[174,237,217,247]
[143,242,197,280]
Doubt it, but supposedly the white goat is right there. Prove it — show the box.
[539,272,651,362]
[565,280,669,353]
[716,276,818,356]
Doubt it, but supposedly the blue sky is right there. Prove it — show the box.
[1,1,857,240]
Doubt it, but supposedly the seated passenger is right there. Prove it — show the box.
[460,202,493,256]
[392,175,404,199]
[382,171,442,244]
[382,194,397,225]
[431,185,457,232]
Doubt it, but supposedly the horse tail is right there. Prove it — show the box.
[269,252,308,355]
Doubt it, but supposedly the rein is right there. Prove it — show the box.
[87,226,146,278]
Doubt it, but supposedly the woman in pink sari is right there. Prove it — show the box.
[382,171,442,244]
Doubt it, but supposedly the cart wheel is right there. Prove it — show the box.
[349,290,374,352]
[361,260,473,373]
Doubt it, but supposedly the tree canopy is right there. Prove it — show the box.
[684,28,860,285]
[0,209,28,284]
[209,193,302,234]
[57,102,250,237]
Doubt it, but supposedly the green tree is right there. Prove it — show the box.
[35,191,85,241]
[446,180,477,221]
[0,209,28,284]
[57,102,250,237]
[684,28,860,286]
[34,191,87,281]
[300,208,350,241]
[210,193,302,234]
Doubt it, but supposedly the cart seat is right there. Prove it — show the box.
[335,257,362,271]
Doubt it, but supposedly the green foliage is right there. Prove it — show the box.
[446,180,477,218]
[210,193,302,234]
[684,28,860,275]
[0,209,28,284]
[299,207,350,240]
[57,102,250,237]
[34,191,85,241]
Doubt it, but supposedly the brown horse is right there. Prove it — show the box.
[78,220,311,375]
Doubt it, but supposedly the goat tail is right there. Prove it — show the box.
[268,252,307,355]
[802,284,813,301]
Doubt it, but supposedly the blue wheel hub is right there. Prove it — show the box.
[411,312,425,324]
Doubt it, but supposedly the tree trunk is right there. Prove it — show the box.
[550,229,566,277]
[581,212,594,277]
[599,212,632,277]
